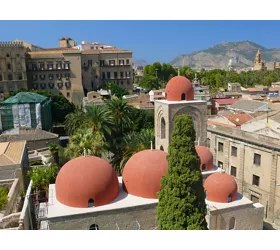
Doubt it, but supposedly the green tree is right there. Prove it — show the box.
[139,75,160,91]
[104,82,129,98]
[156,115,208,230]
[64,107,87,135]
[48,143,60,165]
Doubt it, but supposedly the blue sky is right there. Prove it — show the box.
[1,20,280,63]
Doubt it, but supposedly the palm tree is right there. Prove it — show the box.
[85,105,114,137]
[64,107,87,135]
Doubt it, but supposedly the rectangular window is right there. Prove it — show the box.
[40,63,45,70]
[252,175,260,186]
[251,195,260,203]
[7,63,11,70]
[231,146,237,157]
[67,92,70,98]
[100,60,105,66]
[65,73,70,79]
[218,161,223,169]
[207,138,210,148]
[32,75,37,81]
[56,74,62,80]
[126,59,129,65]
[109,60,115,66]
[107,72,111,79]
[114,72,118,79]
[254,153,261,165]
[18,73,22,80]
[120,72,124,78]
[49,74,54,80]
[126,71,130,78]
[9,87,14,92]
[56,62,62,70]
[102,72,105,79]
[32,64,37,71]
[230,166,237,177]
[8,74,13,81]
[47,63,53,70]
[64,62,70,69]
[119,59,124,65]
[88,60,92,67]
[0,87,4,93]
[218,142,223,152]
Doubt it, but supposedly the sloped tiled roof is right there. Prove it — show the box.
[224,113,254,126]
[214,98,239,105]
[0,92,47,105]
[228,99,269,113]
[0,141,26,166]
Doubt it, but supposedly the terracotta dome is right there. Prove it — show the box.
[195,146,214,171]
[165,76,194,101]
[55,156,119,208]
[122,150,168,199]
[204,172,238,203]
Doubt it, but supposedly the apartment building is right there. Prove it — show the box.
[25,48,84,106]
[207,124,280,226]
[81,48,133,92]
[0,41,28,99]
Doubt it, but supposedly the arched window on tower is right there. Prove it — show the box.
[229,217,236,230]
[89,224,99,230]
[161,117,166,139]
[181,93,186,100]
[88,198,95,207]
[228,193,232,203]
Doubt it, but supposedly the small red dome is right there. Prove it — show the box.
[204,172,238,203]
[122,150,168,199]
[165,76,194,101]
[56,156,119,208]
[195,146,213,171]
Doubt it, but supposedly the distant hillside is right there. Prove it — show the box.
[170,41,280,70]
[133,59,148,67]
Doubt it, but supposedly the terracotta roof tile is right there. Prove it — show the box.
[223,113,254,126]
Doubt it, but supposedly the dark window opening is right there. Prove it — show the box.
[6,53,10,57]
[89,224,99,230]
[7,63,11,70]
[231,146,237,157]
[114,72,118,79]
[107,72,111,79]
[254,153,261,166]
[229,217,235,230]
[218,142,223,152]
[160,145,164,151]
[207,138,210,148]
[88,198,94,207]
[253,175,260,186]
[181,93,186,100]
[161,117,166,139]
[218,161,223,169]
[230,166,237,177]
[67,92,70,98]
[202,164,206,171]
[18,73,22,80]
[126,59,129,65]
[8,74,13,81]
[228,193,232,203]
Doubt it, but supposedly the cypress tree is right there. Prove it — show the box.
[156,114,208,230]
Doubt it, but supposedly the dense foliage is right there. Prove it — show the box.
[156,115,208,230]
[0,186,9,211]
[141,62,280,91]
[64,99,155,175]
[7,89,75,124]
[104,82,129,98]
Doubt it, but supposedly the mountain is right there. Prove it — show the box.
[170,41,280,70]
[133,59,148,67]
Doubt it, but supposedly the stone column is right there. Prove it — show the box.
[268,151,278,222]
[237,143,245,193]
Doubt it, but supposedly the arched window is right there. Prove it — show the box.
[161,117,166,139]
[88,198,94,207]
[228,193,232,203]
[160,145,164,151]
[202,164,206,171]
[89,224,99,230]
[229,217,236,230]
[181,93,186,100]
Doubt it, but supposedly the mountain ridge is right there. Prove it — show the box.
[170,41,280,70]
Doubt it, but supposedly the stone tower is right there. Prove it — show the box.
[253,50,266,71]
[59,37,76,48]
[154,75,208,152]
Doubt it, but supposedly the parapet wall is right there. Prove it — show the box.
[0,41,24,47]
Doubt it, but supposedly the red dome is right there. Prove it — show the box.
[195,146,213,171]
[204,172,238,203]
[122,150,168,199]
[165,76,194,101]
[55,156,119,208]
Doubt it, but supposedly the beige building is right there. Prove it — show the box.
[207,124,280,226]
[0,41,28,99]
[25,48,84,106]
[81,48,133,93]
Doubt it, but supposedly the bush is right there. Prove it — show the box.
[0,186,9,211]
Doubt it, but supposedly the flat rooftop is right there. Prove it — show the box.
[46,177,158,219]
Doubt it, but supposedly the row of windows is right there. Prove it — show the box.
[33,82,71,90]
[229,165,260,186]
[27,62,70,71]
[99,59,130,66]
[218,142,261,165]
[0,73,23,81]
[101,71,131,79]
[32,73,70,81]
